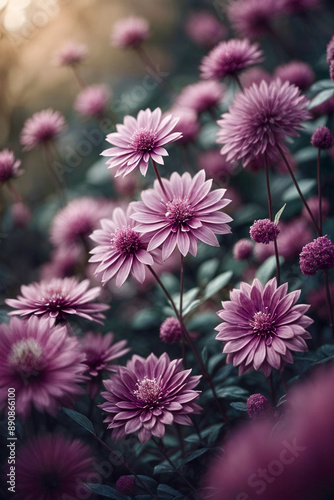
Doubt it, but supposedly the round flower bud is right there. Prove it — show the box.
[247,393,273,419]
[311,126,334,150]
[159,317,182,344]
[233,239,253,260]
[299,236,334,276]
[116,475,136,496]
[250,219,280,244]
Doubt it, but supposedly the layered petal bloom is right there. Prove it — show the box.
[217,79,310,166]
[274,61,315,91]
[100,352,201,444]
[89,206,157,287]
[0,317,86,417]
[102,108,182,177]
[5,277,109,325]
[55,41,88,66]
[131,170,232,260]
[227,0,283,39]
[200,39,263,80]
[0,149,22,183]
[185,11,227,49]
[79,331,130,398]
[15,434,94,500]
[74,84,111,118]
[175,80,225,114]
[20,109,66,150]
[215,278,313,376]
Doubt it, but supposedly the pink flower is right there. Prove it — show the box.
[217,79,310,166]
[299,236,334,276]
[6,277,109,325]
[102,108,182,177]
[89,205,157,287]
[169,107,200,144]
[227,0,283,39]
[111,16,149,49]
[200,39,263,80]
[131,170,232,260]
[74,84,111,118]
[50,196,114,249]
[100,352,201,444]
[215,278,313,376]
[185,11,227,49]
[175,80,225,114]
[0,317,86,417]
[10,202,31,228]
[55,41,88,66]
[274,61,315,91]
[198,149,237,182]
[0,149,22,183]
[240,65,272,88]
[40,247,81,280]
[20,109,66,150]
[15,434,94,500]
[79,331,130,398]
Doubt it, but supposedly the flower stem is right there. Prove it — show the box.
[233,73,244,92]
[43,142,66,206]
[179,253,187,369]
[151,159,168,197]
[317,148,323,236]
[323,270,334,337]
[71,65,86,89]
[7,180,22,203]
[148,266,229,423]
[264,155,280,285]
[277,144,320,235]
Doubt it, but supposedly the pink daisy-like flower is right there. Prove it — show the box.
[55,41,88,66]
[89,205,157,287]
[0,149,22,183]
[5,277,109,326]
[100,352,201,444]
[79,331,130,398]
[0,317,86,417]
[102,108,182,177]
[74,84,111,118]
[227,0,283,39]
[185,11,227,49]
[111,16,149,49]
[15,434,94,500]
[175,81,225,114]
[20,109,66,151]
[131,170,232,260]
[274,61,315,91]
[200,39,263,81]
[215,278,313,376]
[50,197,114,249]
[217,79,310,166]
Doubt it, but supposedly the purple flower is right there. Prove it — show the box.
[247,393,273,418]
[175,80,225,114]
[169,107,200,144]
[185,11,227,49]
[100,352,201,444]
[116,476,136,496]
[74,84,111,118]
[0,317,86,417]
[240,66,272,88]
[102,108,182,177]
[198,149,237,182]
[299,236,334,276]
[311,126,334,150]
[0,149,22,183]
[55,41,88,66]
[250,218,280,244]
[215,278,313,376]
[10,202,31,228]
[159,317,182,343]
[233,238,254,260]
[20,109,66,150]
[217,79,310,166]
[326,35,334,64]
[15,434,94,500]
[5,277,109,325]
[79,331,130,398]
[111,16,149,49]
[274,61,315,91]
[131,170,232,260]
[200,39,263,81]
[89,205,157,287]
[227,0,283,39]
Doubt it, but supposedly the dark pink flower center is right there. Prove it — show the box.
[134,376,162,403]
[9,338,44,378]
[42,288,66,313]
[112,227,140,254]
[165,197,194,230]
[131,128,157,154]
[250,309,276,345]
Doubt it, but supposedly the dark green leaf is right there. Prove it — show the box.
[153,464,174,475]
[202,346,208,365]
[157,484,183,497]
[230,402,248,411]
[203,271,233,300]
[282,179,316,202]
[256,255,284,285]
[294,147,318,163]
[309,79,334,94]
[274,204,286,225]
[177,447,209,467]
[136,475,158,489]
[197,258,220,286]
[308,89,334,109]
[62,408,95,435]
[85,484,129,499]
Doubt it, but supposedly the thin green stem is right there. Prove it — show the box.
[264,155,280,285]
[317,148,323,235]
[233,73,244,92]
[71,65,86,89]
[151,159,168,197]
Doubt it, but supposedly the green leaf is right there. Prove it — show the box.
[172,287,200,315]
[62,408,96,435]
[201,346,208,365]
[215,386,248,400]
[308,89,334,109]
[309,79,334,94]
[197,258,220,286]
[85,484,129,499]
[185,423,224,444]
[203,271,233,301]
[230,402,248,411]
[157,484,183,498]
[86,157,110,185]
[177,447,209,467]
[282,178,316,202]
[132,309,160,329]
[294,147,318,163]
[274,204,286,225]
[136,475,158,490]
[153,464,174,475]
[256,255,284,285]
